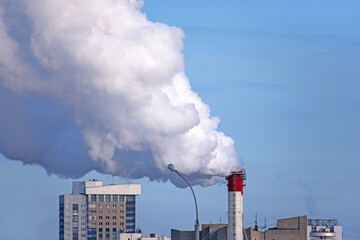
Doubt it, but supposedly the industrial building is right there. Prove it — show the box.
[245,216,308,240]
[117,232,171,240]
[59,179,141,240]
[173,172,340,240]
[172,216,342,240]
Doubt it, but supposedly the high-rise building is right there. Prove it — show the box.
[59,179,141,240]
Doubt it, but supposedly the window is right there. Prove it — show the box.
[99,216,103,220]
[91,195,97,202]
[81,216,86,219]
[106,216,110,220]
[99,228,103,240]
[113,228,117,240]
[126,216,135,220]
[106,222,110,226]
[99,210,103,214]
[120,204,124,208]
[89,216,96,220]
[112,204,117,208]
[73,204,78,213]
[105,210,110,214]
[105,195,111,202]
[106,228,110,240]
[98,195,104,202]
[112,222,116,226]
[113,210,116,214]
[88,228,97,240]
[126,195,135,202]
[112,216,116,220]
[99,222,103,226]
[91,222,97,226]
[106,204,110,208]
[120,222,124,226]
[81,234,86,237]
[89,210,96,214]
[119,196,124,202]
[112,195,118,202]
[119,210,124,214]
[81,204,87,207]
[99,204,103,208]
[81,228,86,231]
[89,204,96,208]
[120,216,124,220]
[81,222,86,225]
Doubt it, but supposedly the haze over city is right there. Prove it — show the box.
[0,1,359,240]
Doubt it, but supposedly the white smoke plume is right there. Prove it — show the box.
[0,0,241,186]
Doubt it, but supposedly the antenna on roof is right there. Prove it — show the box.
[255,212,258,231]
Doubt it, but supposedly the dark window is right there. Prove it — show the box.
[99,195,104,202]
[72,204,78,213]
[113,228,117,240]
[99,228,103,240]
[106,228,110,240]
[88,228,97,240]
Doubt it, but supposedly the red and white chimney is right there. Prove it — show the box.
[227,170,246,240]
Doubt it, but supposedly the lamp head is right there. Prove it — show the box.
[167,163,177,172]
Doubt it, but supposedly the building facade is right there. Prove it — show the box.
[245,216,342,240]
[172,216,342,240]
[59,179,141,240]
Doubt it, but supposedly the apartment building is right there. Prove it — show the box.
[59,179,141,240]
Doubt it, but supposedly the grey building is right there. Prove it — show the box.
[59,194,88,240]
[59,179,141,240]
[171,224,227,240]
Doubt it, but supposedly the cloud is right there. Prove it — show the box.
[0,0,241,186]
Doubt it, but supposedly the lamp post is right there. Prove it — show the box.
[168,164,200,240]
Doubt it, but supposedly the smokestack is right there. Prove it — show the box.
[227,170,246,240]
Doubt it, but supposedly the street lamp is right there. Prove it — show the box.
[167,164,200,240]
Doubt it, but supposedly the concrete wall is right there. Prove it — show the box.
[202,224,227,240]
[171,229,195,240]
[85,184,141,195]
[246,216,307,240]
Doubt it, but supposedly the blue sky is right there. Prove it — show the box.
[0,1,359,240]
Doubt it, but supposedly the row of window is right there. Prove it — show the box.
[89,194,125,202]
[62,221,86,225]
[89,203,124,208]
[89,209,124,214]
[90,222,124,226]
[60,209,87,214]
[62,227,86,232]
[89,215,124,220]
[62,204,87,208]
